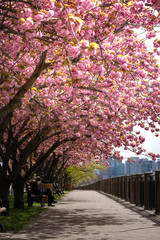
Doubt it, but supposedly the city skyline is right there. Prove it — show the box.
[98,156,160,180]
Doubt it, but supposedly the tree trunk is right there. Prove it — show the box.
[0,177,11,215]
[0,50,48,123]
[13,176,25,209]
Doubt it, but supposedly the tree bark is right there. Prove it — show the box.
[0,176,11,215]
[0,50,48,123]
[13,176,25,209]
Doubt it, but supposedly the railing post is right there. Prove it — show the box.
[108,178,111,194]
[104,179,107,193]
[111,177,114,195]
[98,180,100,191]
[155,171,160,214]
[149,174,155,210]
[115,178,118,197]
[130,175,135,204]
[135,174,142,206]
[118,177,121,198]
[144,172,152,210]
[117,177,119,197]
[121,176,124,199]
[113,178,115,196]
[124,176,129,202]
[140,175,144,207]
[108,178,110,193]
[115,177,117,197]
[111,178,113,195]
[101,180,104,192]
[106,179,108,193]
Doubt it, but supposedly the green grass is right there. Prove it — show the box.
[0,192,68,233]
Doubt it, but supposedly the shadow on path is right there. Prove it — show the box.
[7,190,160,240]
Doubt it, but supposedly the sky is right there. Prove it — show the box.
[120,128,160,159]
[120,26,160,160]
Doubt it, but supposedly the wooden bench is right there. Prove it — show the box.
[0,198,6,232]
[39,183,54,203]
[26,182,46,207]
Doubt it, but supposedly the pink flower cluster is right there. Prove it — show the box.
[79,0,96,11]
[130,1,144,14]
[146,31,156,39]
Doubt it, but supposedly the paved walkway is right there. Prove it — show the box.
[1,190,160,240]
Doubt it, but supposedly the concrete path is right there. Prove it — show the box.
[1,190,160,240]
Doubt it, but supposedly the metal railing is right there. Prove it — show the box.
[77,170,160,214]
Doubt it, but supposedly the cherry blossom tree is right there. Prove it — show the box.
[1,0,160,210]
[64,163,106,187]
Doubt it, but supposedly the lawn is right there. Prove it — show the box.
[0,192,66,233]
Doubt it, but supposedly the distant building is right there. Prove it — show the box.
[116,161,125,176]
[99,156,158,179]
[100,157,125,179]
[156,159,160,170]
[126,158,139,175]
[139,160,155,173]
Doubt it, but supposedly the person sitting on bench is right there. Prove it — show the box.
[29,176,57,206]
